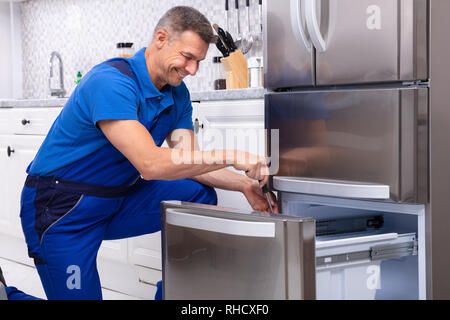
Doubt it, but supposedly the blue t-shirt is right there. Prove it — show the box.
[28,48,194,185]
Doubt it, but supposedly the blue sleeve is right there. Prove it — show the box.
[173,85,194,131]
[81,69,139,125]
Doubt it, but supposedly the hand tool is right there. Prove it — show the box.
[261,184,274,214]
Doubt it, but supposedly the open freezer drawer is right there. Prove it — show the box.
[279,191,423,300]
[315,232,418,300]
[161,201,419,300]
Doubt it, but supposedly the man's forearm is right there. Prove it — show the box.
[191,168,252,193]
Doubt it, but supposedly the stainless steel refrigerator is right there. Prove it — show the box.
[161,0,450,300]
[264,0,450,299]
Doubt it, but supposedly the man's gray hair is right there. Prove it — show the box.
[154,6,216,44]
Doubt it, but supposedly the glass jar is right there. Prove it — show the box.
[248,57,263,88]
[116,42,134,58]
[213,56,226,90]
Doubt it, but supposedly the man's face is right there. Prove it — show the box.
[159,30,209,87]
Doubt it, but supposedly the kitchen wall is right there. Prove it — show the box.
[0,1,22,99]
[20,0,263,99]
[0,2,12,98]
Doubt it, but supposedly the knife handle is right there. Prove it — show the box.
[225,0,228,11]
[246,0,250,7]
[215,37,230,57]
[226,31,238,51]
[235,0,239,9]
[213,24,231,51]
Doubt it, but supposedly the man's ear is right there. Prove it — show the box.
[154,29,170,49]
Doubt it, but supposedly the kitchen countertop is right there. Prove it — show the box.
[0,88,265,108]
[190,88,264,102]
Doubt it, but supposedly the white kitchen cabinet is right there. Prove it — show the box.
[0,135,45,240]
[194,99,265,211]
[0,107,60,266]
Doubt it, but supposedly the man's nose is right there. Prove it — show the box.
[185,60,198,76]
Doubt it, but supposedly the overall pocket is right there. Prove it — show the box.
[33,188,83,243]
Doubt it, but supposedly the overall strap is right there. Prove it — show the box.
[103,59,141,187]
[104,60,142,114]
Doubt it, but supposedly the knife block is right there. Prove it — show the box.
[220,50,248,89]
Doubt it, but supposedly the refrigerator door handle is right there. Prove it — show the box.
[305,0,327,52]
[290,0,312,52]
[165,209,276,238]
[273,177,390,199]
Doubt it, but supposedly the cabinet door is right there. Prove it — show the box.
[0,137,12,237]
[98,239,128,263]
[196,100,265,154]
[128,232,162,271]
[196,100,265,211]
[0,134,45,239]
[8,107,62,135]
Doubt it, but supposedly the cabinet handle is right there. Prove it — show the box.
[21,119,31,125]
[7,146,15,157]
[194,118,204,134]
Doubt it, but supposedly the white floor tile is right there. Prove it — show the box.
[0,257,140,300]
[0,257,46,299]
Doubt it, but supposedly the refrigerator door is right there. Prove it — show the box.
[161,201,316,300]
[266,87,428,203]
[314,0,428,85]
[264,0,314,89]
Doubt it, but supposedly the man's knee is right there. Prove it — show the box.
[201,185,218,205]
[187,180,217,205]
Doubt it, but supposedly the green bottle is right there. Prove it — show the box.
[74,71,82,85]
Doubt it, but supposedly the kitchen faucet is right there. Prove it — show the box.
[49,51,66,98]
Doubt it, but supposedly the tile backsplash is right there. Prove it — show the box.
[20,0,263,99]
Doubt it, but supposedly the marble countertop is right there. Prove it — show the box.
[0,88,265,108]
[0,98,69,108]
[190,88,264,102]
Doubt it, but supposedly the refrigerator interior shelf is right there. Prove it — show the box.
[316,232,417,267]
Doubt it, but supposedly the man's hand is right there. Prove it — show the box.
[232,151,270,188]
[242,179,279,214]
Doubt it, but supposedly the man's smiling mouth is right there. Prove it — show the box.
[176,68,187,80]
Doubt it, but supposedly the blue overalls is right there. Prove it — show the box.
[9,58,217,300]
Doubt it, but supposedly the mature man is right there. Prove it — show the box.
[4,6,276,300]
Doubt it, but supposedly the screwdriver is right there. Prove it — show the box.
[261,184,274,214]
